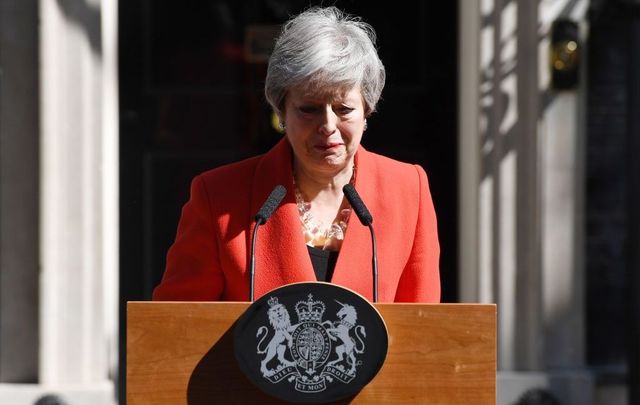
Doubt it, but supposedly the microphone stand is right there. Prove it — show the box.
[249,219,264,302]
[368,222,379,303]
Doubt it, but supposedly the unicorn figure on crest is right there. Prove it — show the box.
[323,301,366,375]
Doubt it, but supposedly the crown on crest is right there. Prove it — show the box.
[295,294,326,322]
[267,296,280,307]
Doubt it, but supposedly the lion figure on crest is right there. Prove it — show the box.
[256,298,296,376]
[323,301,366,375]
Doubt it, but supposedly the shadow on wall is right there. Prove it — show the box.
[479,0,581,180]
[56,0,101,54]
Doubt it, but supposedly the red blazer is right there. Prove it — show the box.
[153,139,440,303]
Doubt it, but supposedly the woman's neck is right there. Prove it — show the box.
[292,158,355,250]
[293,160,354,201]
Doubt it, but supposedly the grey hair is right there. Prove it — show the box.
[265,7,386,117]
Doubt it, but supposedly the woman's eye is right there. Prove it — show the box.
[336,106,355,114]
[298,106,318,114]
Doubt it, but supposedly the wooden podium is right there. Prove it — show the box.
[127,302,496,404]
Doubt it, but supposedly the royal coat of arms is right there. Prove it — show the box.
[233,282,387,403]
[256,294,367,393]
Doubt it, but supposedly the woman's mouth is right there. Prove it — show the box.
[314,142,343,151]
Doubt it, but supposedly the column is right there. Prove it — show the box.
[39,0,118,401]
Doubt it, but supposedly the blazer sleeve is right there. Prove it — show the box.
[152,175,224,300]
[394,165,441,303]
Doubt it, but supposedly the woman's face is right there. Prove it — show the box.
[283,86,366,176]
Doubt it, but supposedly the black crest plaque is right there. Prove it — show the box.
[234,282,388,403]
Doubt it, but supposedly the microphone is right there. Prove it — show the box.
[343,184,379,302]
[250,185,287,301]
[343,184,373,225]
[255,185,287,225]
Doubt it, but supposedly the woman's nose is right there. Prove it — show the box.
[319,107,337,135]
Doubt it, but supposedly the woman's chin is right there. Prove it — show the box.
[319,157,352,174]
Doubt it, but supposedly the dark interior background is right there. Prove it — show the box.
[118,0,458,400]
[586,0,640,399]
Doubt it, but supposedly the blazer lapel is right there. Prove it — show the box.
[250,139,316,298]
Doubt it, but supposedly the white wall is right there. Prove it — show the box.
[0,0,119,403]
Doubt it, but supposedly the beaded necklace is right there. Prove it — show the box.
[293,167,355,251]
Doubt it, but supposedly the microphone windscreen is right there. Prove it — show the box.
[343,184,373,225]
[255,185,287,224]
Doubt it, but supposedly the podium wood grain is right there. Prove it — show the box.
[127,302,495,404]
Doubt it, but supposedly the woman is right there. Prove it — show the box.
[153,7,440,303]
